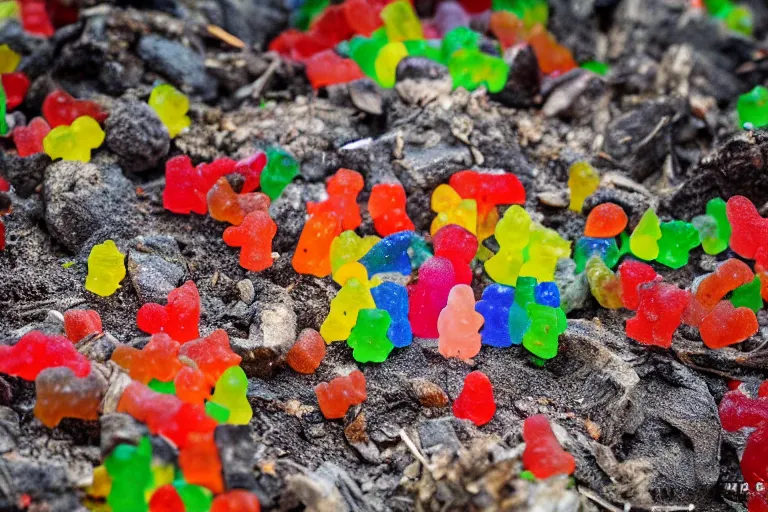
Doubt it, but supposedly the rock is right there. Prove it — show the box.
[394,57,452,106]
[0,152,51,198]
[216,0,289,48]
[394,143,472,194]
[542,68,606,119]
[105,99,170,173]
[137,35,218,100]
[214,425,259,491]
[418,417,461,453]
[42,161,137,253]
[127,235,188,304]
[285,469,349,512]
[348,79,384,115]
[0,406,20,453]
[99,413,147,457]
[490,44,541,108]
[287,276,335,331]
[555,259,590,314]
[268,182,306,254]
[0,457,81,512]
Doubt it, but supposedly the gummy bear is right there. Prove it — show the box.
[174,482,213,512]
[85,240,125,297]
[20,1,54,37]
[535,282,560,307]
[12,117,50,156]
[2,71,29,110]
[359,230,413,276]
[330,230,381,275]
[448,48,510,93]
[148,84,190,138]
[737,85,768,130]
[526,24,577,76]
[731,276,763,313]
[137,280,201,343]
[208,177,269,225]
[320,265,376,342]
[307,168,364,230]
[408,257,457,338]
[286,328,326,373]
[0,331,90,380]
[105,437,153,512]
[163,156,208,215]
[347,308,395,363]
[293,211,342,277]
[441,26,480,62]
[656,221,700,269]
[691,197,730,255]
[205,401,230,423]
[315,370,367,420]
[629,208,662,261]
[489,10,526,49]
[112,333,182,384]
[261,147,299,200]
[87,465,111,499]
[726,195,768,259]
[718,389,768,432]
[617,259,658,310]
[572,236,620,273]
[438,284,484,360]
[42,89,107,128]
[522,415,576,478]
[178,329,241,385]
[484,205,530,285]
[434,224,478,285]
[684,258,754,327]
[178,431,224,493]
[0,44,20,74]
[430,184,477,236]
[584,203,628,238]
[34,367,103,428]
[370,281,412,348]
[380,0,423,42]
[0,79,6,136]
[449,170,526,220]
[223,211,276,272]
[476,284,515,348]
[626,281,690,348]
[567,161,599,212]
[63,309,102,342]
[234,151,267,194]
[305,49,365,88]
[341,0,384,36]
[741,425,768,500]
[374,41,408,88]
[43,115,105,162]
[368,183,414,236]
[586,255,623,309]
[519,223,571,282]
[522,303,567,360]
[211,490,261,512]
[174,366,210,405]
[699,300,758,349]
[149,485,185,512]
[453,371,496,426]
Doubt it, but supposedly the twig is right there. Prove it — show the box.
[399,428,433,473]
[577,486,624,512]
[577,486,694,512]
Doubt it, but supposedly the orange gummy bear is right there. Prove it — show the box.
[684,259,754,327]
[285,328,326,374]
[178,431,224,493]
[699,301,759,349]
[222,211,277,272]
[174,366,211,405]
[178,329,242,386]
[527,24,577,76]
[111,333,182,384]
[292,211,343,277]
[208,177,271,226]
[584,203,628,238]
[315,370,367,419]
[306,168,364,231]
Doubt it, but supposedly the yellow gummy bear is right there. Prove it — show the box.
[210,366,252,425]
[0,2,19,21]
[330,231,380,276]
[0,44,20,74]
[484,205,530,285]
[586,255,623,309]
[148,84,191,138]
[85,240,125,297]
[374,42,409,89]
[430,184,477,235]
[144,464,175,500]
[567,161,600,212]
[519,222,571,282]
[43,115,105,162]
[380,0,423,42]
[320,265,376,343]
[629,208,662,261]
[86,465,111,499]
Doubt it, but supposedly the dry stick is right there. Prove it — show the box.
[399,428,433,473]
[578,486,695,512]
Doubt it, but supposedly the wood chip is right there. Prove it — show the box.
[206,25,246,49]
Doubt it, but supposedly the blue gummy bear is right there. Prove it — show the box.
[360,231,414,276]
[508,302,530,345]
[476,284,515,348]
[573,236,620,273]
[535,282,560,307]
[408,234,433,270]
[371,281,412,348]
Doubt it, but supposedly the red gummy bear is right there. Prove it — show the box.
[174,366,210,405]
[314,370,367,419]
[684,258,754,327]
[433,224,478,285]
[522,415,576,478]
[759,381,768,398]
[164,156,237,215]
[149,485,185,512]
[0,330,90,380]
[286,328,326,374]
[292,210,343,277]
[452,371,496,426]
[757,248,768,302]
[368,183,414,236]
[20,1,54,37]
[458,0,490,13]
[408,257,457,338]
[222,211,277,272]
[584,203,628,238]
[625,281,690,348]
[136,280,201,343]
[177,329,242,386]
[63,309,103,343]
[742,424,768,494]
[449,170,525,219]
[269,29,332,62]
[234,151,267,194]
[211,490,261,512]
[178,431,224,493]
[305,50,365,89]
[310,5,354,46]
[111,333,182,384]
[42,89,107,128]
[307,168,364,230]
[2,72,30,110]
[726,195,768,260]
[699,301,758,349]
[749,494,768,512]
[12,117,51,156]
[342,0,384,36]
[719,390,768,432]
[118,381,216,448]
[617,260,659,310]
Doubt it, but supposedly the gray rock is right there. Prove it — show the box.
[0,406,20,453]
[0,457,81,512]
[137,35,218,100]
[394,57,452,106]
[394,143,472,194]
[0,152,51,198]
[542,68,606,119]
[348,79,384,115]
[105,99,170,173]
[418,417,461,453]
[216,0,288,48]
[555,259,590,314]
[268,182,306,254]
[214,425,259,490]
[99,413,147,457]
[127,235,188,304]
[490,44,541,108]
[42,161,137,253]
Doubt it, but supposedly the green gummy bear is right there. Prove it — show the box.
[515,276,537,307]
[105,437,153,512]
[692,197,731,255]
[725,5,753,36]
[492,0,548,27]
[261,147,299,200]
[731,276,763,313]
[349,35,386,79]
[737,85,768,130]
[448,48,509,94]
[629,208,661,261]
[210,366,252,425]
[174,481,213,512]
[148,379,176,395]
[294,0,329,30]
[440,26,480,62]
[0,78,7,136]
[704,0,732,16]
[347,308,395,363]
[656,221,700,269]
[205,401,230,423]
[581,60,609,76]
[522,303,567,360]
